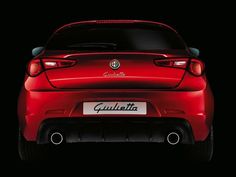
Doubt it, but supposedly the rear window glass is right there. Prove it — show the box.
[46,24,186,51]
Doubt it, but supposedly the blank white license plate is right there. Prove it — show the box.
[83,102,147,115]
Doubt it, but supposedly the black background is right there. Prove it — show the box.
[2,0,234,172]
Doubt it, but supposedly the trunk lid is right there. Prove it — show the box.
[43,51,189,89]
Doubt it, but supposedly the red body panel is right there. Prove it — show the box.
[18,20,214,144]
[18,72,214,142]
[45,52,187,89]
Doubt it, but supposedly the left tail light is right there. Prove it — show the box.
[27,59,76,77]
[42,59,77,69]
[27,59,43,76]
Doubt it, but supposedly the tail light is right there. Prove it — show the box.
[189,59,204,76]
[42,59,76,69]
[27,59,76,77]
[154,58,204,76]
[27,59,43,76]
[154,58,188,69]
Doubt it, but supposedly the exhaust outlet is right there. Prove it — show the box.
[166,132,180,145]
[50,132,63,145]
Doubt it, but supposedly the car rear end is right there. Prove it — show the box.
[18,20,214,160]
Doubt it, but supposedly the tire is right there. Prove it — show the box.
[188,126,214,162]
[18,130,48,161]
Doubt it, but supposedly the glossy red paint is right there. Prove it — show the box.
[45,53,187,89]
[18,20,214,145]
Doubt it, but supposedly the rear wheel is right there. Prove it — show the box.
[18,130,48,161]
[188,126,213,162]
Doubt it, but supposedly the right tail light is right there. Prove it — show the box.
[154,58,204,76]
[188,59,205,76]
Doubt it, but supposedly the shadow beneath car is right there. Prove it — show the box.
[22,143,208,164]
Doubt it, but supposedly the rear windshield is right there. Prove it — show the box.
[46,24,186,51]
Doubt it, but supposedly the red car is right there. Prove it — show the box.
[18,20,214,161]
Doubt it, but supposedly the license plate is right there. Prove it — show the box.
[83,102,147,115]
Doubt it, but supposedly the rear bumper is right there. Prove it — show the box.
[18,87,214,143]
[38,118,194,144]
